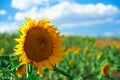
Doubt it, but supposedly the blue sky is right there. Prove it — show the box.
[0,0,120,37]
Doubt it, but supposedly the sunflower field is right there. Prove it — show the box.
[0,32,120,80]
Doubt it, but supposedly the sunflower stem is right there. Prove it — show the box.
[26,63,29,78]
[26,63,33,79]
[54,67,73,80]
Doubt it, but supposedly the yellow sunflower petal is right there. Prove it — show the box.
[15,44,23,48]
[37,62,43,75]
[14,17,64,75]
[42,60,53,70]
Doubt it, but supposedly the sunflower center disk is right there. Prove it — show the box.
[24,27,53,62]
[104,66,109,74]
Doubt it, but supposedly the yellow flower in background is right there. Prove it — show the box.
[112,41,120,50]
[101,63,110,76]
[74,47,80,54]
[94,41,99,46]
[84,46,88,52]
[67,48,73,55]
[94,49,99,53]
[66,46,80,55]
[97,53,103,60]
[16,64,26,77]
[111,68,116,73]
[112,41,117,46]
[69,60,73,65]
[0,48,5,56]
[14,18,64,75]
[116,45,120,49]
[88,53,92,58]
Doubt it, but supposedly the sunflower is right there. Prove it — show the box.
[84,46,88,52]
[101,63,110,76]
[0,48,5,56]
[97,53,103,60]
[74,47,80,54]
[69,60,73,65]
[88,53,92,58]
[14,18,64,75]
[111,67,116,73]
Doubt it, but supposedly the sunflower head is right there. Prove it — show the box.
[0,48,5,56]
[69,60,73,65]
[88,53,92,58]
[97,53,103,60]
[101,63,110,76]
[111,67,116,73]
[14,18,64,75]
[74,47,80,54]
[84,46,88,52]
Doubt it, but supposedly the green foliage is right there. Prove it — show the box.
[0,33,120,79]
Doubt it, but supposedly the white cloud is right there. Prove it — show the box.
[61,32,75,35]
[60,18,112,29]
[103,32,114,36]
[0,10,7,15]
[0,22,18,33]
[11,0,72,10]
[11,0,57,10]
[14,1,120,28]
